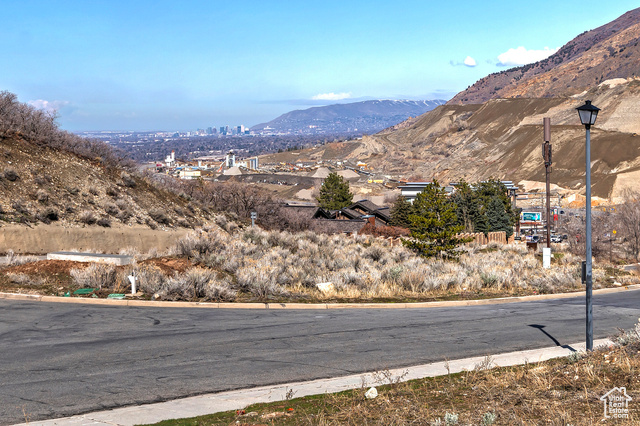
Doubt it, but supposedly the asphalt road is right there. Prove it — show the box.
[1,291,639,424]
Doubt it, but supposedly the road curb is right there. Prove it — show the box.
[14,338,614,426]
[2,284,640,309]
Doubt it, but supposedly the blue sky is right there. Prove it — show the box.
[2,1,638,131]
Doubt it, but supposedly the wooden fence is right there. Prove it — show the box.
[457,231,511,245]
[358,231,512,247]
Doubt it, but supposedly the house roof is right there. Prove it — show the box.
[350,199,380,213]
[348,199,391,223]
[312,208,334,219]
[339,208,361,219]
[398,183,455,194]
[310,199,391,224]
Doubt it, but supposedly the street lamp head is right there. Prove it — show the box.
[576,100,600,128]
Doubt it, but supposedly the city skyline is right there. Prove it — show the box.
[2,1,639,131]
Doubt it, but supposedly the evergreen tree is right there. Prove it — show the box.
[451,180,482,233]
[486,196,513,237]
[403,180,465,258]
[474,178,515,236]
[390,196,414,228]
[473,210,490,235]
[316,172,353,210]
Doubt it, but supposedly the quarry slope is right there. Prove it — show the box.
[450,8,640,104]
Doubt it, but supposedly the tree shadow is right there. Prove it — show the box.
[528,324,576,352]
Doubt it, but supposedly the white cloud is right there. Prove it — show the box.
[28,99,69,113]
[463,56,477,67]
[497,46,559,67]
[449,56,477,67]
[311,92,352,101]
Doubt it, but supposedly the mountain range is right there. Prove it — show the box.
[275,7,640,201]
[251,100,445,135]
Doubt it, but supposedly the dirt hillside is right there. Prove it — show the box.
[0,135,211,230]
[449,8,640,104]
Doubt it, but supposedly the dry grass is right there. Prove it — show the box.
[160,267,236,301]
[70,263,118,289]
[5,220,638,302]
[5,250,40,266]
[5,272,43,286]
[159,223,612,302]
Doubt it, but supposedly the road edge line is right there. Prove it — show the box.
[1,284,639,309]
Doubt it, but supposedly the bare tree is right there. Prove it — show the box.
[616,189,640,262]
[560,210,612,260]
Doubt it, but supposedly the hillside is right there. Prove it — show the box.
[0,91,211,233]
[450,8,640,104]
[251,100,445,135]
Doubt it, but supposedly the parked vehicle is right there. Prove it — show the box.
[527,235,541,243]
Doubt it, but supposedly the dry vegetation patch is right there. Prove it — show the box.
[0,259,89,295]
[4,260,90,276]
[146,327,640,425]
[2,221,638,302]
[139,257,193,275]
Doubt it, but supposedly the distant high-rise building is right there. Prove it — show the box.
[237,125,245,134]
[206,127,213,134]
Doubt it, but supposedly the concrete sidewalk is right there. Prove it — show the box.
[14,338,613,426]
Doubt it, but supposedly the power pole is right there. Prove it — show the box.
[543,118,552,249]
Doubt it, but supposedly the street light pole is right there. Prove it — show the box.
[584,122,593,351]
[543,118,552,246]
[576,100,600,351]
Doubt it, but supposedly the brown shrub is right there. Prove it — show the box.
[149,208,171,224]
[70,263,117,289]
[79,211,97,225]
[104,202,119,216]
[120,171,136,188]
[36,189,49,204]
[97,217,111,227]
[106,186,119,197]
[3,168,19,181]
[37,207,59,223]
[359,222,410,238]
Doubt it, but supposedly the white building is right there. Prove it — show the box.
[165,151,176,168]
